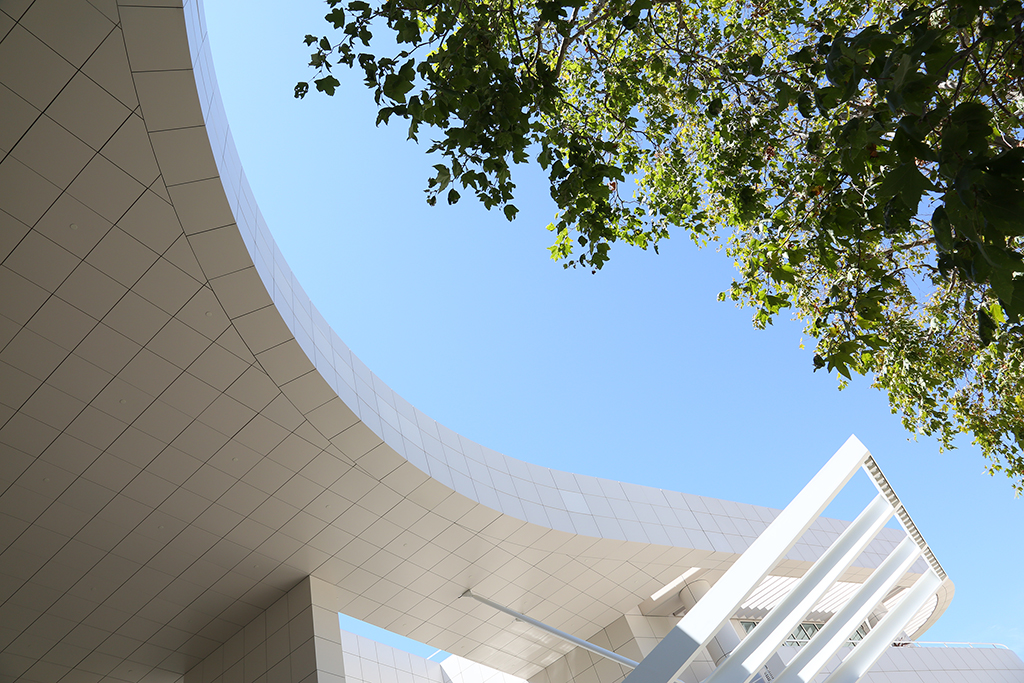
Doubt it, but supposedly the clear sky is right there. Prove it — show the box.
[204,0,1023,657]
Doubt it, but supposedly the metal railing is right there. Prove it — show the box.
[893,641,1009,649]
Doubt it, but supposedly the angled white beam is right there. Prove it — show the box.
[773,537,922,683]
[821,568,943,683]
[703,494,894,683]
[677,579,786,683]
[620,436,870,683]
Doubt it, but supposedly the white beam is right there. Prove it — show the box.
[703,494,894,683]
[821,568,943,683]
[620,436,870,683]
[772,537,922,683]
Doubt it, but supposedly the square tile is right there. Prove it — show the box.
[0,24,75,109]
[166,177,233,236]
[11,113,96,189]
[55,261,128,321]
[67,152,146,223]
[171,419,231,461]
[118,348,182,399]
[160,370,219,419]
[47,71,131,151]
[132,68,204,132]
[104,426,165,470]
[120,6,190,72]
[0,82,40,152]
[25,293,97,351]
[132,255,201,317]
[82,26,137,109]
[149,125,218,186]
[210,266,273,319]
[73,322,141,375]
[117,189,183,255]
[145,444,202,488]
[101,113,160,187]
[188,341,249,392]
[91,376,157,425]
[0,267,48,325]
[0,155,61,226]
[176,285,230,341]
[226,365,279,412]
[147,316,211,369]
[64,404,128,450]
[4,229,80,293]
[33,192,113,259]
[20,0,113,68]
[0,326,68,380]
[45,353,113,404]
[87,226,159,288]
[231,306,292,356]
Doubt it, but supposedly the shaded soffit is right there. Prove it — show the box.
[0,0,950,682]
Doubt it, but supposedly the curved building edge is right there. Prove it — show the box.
[0,0,958,680]
[170,0,950,636]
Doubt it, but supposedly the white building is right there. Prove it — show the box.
[0,1,1021,682]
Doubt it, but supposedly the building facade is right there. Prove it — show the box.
[0,0,1021,681]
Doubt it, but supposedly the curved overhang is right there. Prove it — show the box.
[0,0,949,681]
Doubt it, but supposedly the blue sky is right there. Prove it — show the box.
[205,0,1022,657]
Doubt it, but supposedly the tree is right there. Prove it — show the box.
[296,0,1024,492]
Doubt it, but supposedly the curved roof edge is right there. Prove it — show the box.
[168,0,948,640]
[180,0,911,567]
[0,0,950,679]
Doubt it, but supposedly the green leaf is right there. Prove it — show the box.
[325,8,345,28]
[806,131,822,154]
[890,52,912,90]
[747,54,764,76]
[797,92,814,118]
[503,204,519,221]
[382,61,416,103]
[876,163,933,208]
[314,75,341,96]
[932,206,954,252]
[977,306,997,345]
[432,164,451,191]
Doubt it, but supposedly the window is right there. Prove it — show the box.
[740,621,869,647]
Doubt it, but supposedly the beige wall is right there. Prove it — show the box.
[184,577,344,683]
